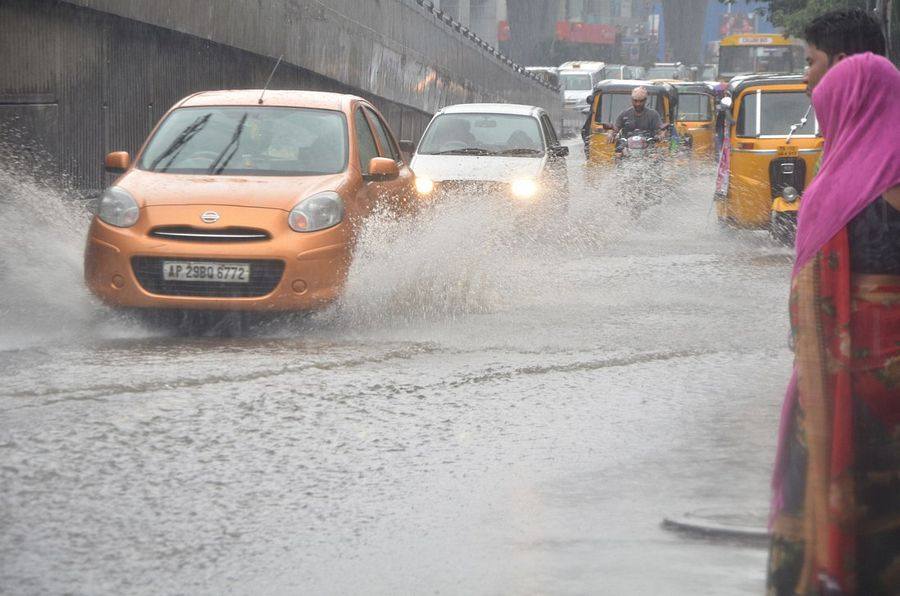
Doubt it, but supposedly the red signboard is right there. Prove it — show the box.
[499,20,616,46]
[556,21,617,45]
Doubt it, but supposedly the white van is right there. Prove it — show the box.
[558,61,606,136]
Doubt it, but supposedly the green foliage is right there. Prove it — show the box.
[725,0,869,36]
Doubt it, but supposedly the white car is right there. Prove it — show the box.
[410,103,569,213]
[558,61,607,136]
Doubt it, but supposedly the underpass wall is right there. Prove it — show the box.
[0,0,561,191]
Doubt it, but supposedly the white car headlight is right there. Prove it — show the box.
[97,186,140,228]
[415,176,435,195]
[289,191,344,232]
[510,178,538,200]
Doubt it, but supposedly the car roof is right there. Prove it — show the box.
[177,90,356,111]
[436,103,542,117]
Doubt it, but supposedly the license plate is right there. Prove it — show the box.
[162,261,250,283]
[777,145,798,157]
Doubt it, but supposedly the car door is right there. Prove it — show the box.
[361,105,415,212]
[351,106,383,217]
[539,113,568,191]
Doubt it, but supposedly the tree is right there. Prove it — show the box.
[504,0,558,65]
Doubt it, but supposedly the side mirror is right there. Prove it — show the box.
[399,140,416,154]
[719,96,733,110]
[585,94,594,105]
[104,151,130,174]
[366,157,399,181]
[551,145,569,157]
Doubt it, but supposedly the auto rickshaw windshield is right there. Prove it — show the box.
[677,93,712,121]
[595,92,661,125]
[736,90,817,137]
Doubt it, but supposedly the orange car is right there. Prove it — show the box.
[84,90,414,312]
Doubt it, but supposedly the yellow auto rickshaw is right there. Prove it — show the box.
[672,82,717,159]
[586,80,678,167]
[715,75,823,243]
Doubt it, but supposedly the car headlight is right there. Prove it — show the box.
[415,176,435,195]
[510,178,538,200]
[288,191,344,232]
[97,186,140,228]
[782,186,799,203]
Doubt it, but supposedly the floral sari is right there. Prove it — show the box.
[767,228,900,595]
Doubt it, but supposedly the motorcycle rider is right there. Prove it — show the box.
[606,86,665,149]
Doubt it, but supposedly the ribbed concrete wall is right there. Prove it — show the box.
[59,0,561,118]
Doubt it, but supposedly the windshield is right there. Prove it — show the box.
[138,106,348,176]
[417,113,544,156]
[644,66,676,79]
[718,45,803,78]
[561,74,593,91]
[595,92,661,125]
[737,90,817,137]
[677,93,712,121]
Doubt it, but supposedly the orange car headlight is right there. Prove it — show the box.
[289,191,344,232]
[97,186,140,228]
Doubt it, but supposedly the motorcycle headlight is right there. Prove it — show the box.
[97,186,140,228]
[510,178,538,200]
[288,191,344,233]
[782,186,799,203]
[415,176,435,195]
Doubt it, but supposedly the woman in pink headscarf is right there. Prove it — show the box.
[767,52,900,595]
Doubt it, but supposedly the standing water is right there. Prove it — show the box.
[0,144,793,594]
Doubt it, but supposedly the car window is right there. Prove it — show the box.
[137,106,348,176]
[540,114,559,146]
[355,109,379,174]
[417,113,544,157]
[363,107,400,161]
[560,74,592,91]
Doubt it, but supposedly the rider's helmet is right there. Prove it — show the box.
[631,86,649,101]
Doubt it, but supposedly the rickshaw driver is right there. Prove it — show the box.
[606,86,665,145]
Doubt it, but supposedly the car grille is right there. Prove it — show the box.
[149,226,270,242]
[131,257,285,298]
[435,180,509,195]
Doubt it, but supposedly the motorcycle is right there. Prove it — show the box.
[611,128,674,217]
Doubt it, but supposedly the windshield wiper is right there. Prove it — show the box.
[497,148,542,156]
[149,114,212,172]
[208,113,248,175]
[785,104,813,145]
[434,147,496,156]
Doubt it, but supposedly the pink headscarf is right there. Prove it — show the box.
[793,53,900,272]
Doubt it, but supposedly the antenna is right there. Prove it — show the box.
[258,54,284,104]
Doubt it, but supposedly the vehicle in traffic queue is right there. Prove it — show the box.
[410,103,569,214]
[84,90,415,315]
[717,33,805,82]
[558,61,607,137]
[672,82,717,159]
[715,75,822,244]
[585,80,679,168]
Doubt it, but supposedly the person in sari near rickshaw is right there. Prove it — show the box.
[766,50,900,596]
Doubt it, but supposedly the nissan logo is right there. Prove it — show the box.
[200,211,220,224]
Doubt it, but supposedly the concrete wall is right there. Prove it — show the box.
[0,0,561,191]
[59,0,559,117]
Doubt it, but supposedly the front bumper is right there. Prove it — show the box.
[84,204,350,311]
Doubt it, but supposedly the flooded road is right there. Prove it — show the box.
[0,148,794,594]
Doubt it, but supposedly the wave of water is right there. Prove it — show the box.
[0,139,716,346]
